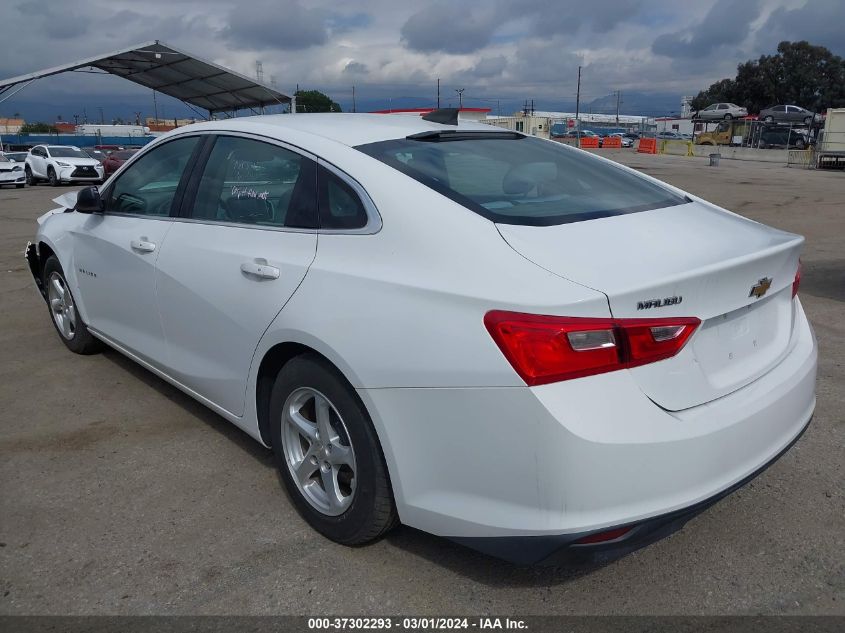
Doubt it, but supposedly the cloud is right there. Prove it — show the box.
[400,3,500,54]
[221,1,330,51]
[342,61,369,76]
[4,0,838,122]
[652,0,762,59]
[519,0,644,37]
[757,0,845,56]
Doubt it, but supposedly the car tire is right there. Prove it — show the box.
[764,116,774,123]
[803,116,812,125]
[42,255,103,355]
[48,167,59,187]
[269,353,397,545]
[25,166,36,186]
[795,138,806,149]
[724,114,732,120]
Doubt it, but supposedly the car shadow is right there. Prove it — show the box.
[99,348,275,469]
[383,525,616,586]
[800,259,845,303]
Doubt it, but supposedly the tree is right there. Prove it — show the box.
[19,122,58,134]
[294,89,342,113]
[691,41,845,114]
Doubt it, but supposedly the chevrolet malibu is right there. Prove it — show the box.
[25,112,816,564]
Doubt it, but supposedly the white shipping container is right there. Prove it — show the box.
[76,124,151,136]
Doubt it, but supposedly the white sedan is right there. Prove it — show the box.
[0,153,26,187]
[25,145,104,186]
[25,112,816,564]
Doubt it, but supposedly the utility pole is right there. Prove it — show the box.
[575,66,581,132]
[352,85,356,113]
[455,88,465,108]
[615,90,621,125]
[152,90,159,123]
[437,78,440,108]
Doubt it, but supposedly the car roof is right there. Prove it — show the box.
[165,113,503,148]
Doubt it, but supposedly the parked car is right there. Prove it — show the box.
[81,147,109,164]
[25,113,816,565]
[0,153,26,188]
[758,105,821,125]
[556,129,603,145]
[657,131,684,140]
[102,149,140,176]
[2,151,29,163]
[25,145,104,186]
[608,133,634,147]
[695,103,748,120]
[756,126,811,149]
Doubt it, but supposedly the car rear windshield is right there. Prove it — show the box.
[355,134,686,225]
[48,147,88,158]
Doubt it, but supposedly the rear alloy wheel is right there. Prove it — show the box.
[724,113,733,120]
[48,167,59,187]
[43,255,103,355]
[764,116,774,123]
[803,116,812,125]
[270,354,397,545]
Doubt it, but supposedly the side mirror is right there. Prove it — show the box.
[75,186,103,214]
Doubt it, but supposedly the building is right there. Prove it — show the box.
[0,118,24,134]
[485,115,553,138]
[485,110,655,138]
[655,117,698,136]
[145,117,200,132]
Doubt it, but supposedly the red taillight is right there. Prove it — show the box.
[574,525,634,545]
[792,260,801,298]
[484,311,700,386]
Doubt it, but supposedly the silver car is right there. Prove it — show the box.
[695,103,748,120]
[759,105,820,126]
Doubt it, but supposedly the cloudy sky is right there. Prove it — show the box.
[2,0,844,120]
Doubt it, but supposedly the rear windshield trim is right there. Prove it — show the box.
[355,137,686,226]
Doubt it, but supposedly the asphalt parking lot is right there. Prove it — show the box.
[1,154,843,615]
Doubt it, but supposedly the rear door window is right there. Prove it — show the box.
[187,136,317,229]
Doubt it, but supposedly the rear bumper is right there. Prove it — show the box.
[450,414,811,565]
[360,300,817,561]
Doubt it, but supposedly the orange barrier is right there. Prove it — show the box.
[637,138,657,154]
[578,137,600,149]
[601,136,622,148]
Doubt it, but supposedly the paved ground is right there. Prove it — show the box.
[1,155,843,615]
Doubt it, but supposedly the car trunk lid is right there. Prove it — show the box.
[497,201,802,410]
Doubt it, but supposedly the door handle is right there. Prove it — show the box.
[130,238,156,253]
[241,259,280,280]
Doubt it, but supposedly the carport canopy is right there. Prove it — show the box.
[0,40,290,115]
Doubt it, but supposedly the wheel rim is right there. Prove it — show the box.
[25,169,32,185]
[281,387,357,516]
[47,272,77,340]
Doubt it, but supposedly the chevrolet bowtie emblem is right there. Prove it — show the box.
[749,277,773,299]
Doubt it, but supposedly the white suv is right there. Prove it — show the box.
[25,145,104,186]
